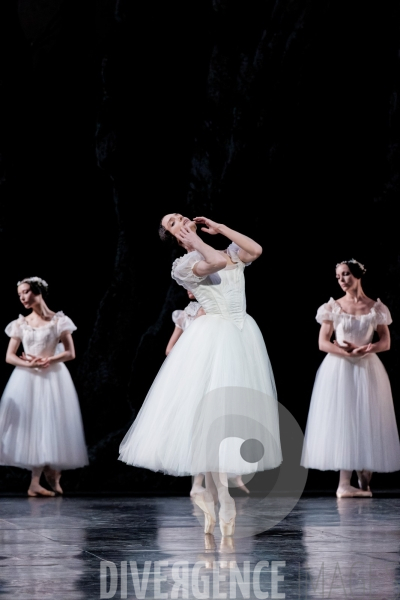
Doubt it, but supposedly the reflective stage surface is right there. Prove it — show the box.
[0,494,399,599]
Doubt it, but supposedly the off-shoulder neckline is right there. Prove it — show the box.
[18,311,64,329]
[330,297,381,317]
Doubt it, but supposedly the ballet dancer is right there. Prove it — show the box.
[301,259,400,497]
[0,277,88,496]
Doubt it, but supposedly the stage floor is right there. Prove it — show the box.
[0,494,399,599]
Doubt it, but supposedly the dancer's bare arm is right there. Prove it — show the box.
[177,226,227,276]
[46,332,76,364]
[6,338,50,368]
[318,322,350,356]
[194,217,262,263]
[166,326,183,355]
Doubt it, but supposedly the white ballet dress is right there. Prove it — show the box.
[301,298,400,472]
[172,301,202,331]
[0,312,89,471]
[119,242,282,476]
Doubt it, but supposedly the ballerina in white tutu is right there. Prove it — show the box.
[119,214,282,535]
[0,277,89,496]
[166,290,251,497]
[301,259,400,498]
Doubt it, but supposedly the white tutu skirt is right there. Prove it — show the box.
[119,314,282,475]
[0,363,89,470]
[301,353,400,472]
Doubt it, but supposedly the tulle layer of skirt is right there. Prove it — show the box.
[0,364,89,470]
[301,353,400,472]
[119,314,282,475]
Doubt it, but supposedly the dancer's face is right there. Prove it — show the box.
[17,283,40,309]
[336,264,358,292]
[161,213,196,238]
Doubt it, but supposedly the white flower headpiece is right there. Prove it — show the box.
[336,258,366,274]
[17,276,49,288]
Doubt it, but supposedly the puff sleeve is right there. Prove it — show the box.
[172,310,188,331]
[5,318,23,340]
[55,312,77,337]
[316,299,336,324]
[226,242,252,266]
[374,300,393,328]
[171,251,207,287]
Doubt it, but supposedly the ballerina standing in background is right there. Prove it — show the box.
[301,259,400,497]
[0,277,88,496]
[120,214,281,535]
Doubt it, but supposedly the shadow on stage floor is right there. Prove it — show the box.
[0,493,399,599]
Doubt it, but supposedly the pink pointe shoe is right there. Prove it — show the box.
[219,514,236,536]
[193,490,216,534]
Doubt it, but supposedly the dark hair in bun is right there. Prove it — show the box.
[158,219,180,246]
[336,259,366,279]
[17,277,49,298]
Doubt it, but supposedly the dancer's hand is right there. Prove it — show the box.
[177,225,200,251]
[333,340,358,353]
[25,356,50,369]
[193,217,221,235]
[350,344,373,356]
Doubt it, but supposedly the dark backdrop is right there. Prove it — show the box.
[0,0,399,493]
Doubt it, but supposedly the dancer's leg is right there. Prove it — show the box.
[229,475,250,494]
[44,466,63,494]
[336,469,372,498]
[28,467,56,497]
[190,474,205,497]
[356,469,372,492]
[211,472,236,536]
[192,472,216,534]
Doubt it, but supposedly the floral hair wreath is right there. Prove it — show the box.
[17,276,49,289]
[335,259,367,275]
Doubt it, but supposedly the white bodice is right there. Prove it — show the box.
[316,298,392,346]
[5,312,77,357]
[171,243,249,330]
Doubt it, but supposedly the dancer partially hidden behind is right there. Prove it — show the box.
[0,277,88,496]
[166,289,250,496]
[301,259,400,497]
[166,290,205,356]
[119,214,282,536]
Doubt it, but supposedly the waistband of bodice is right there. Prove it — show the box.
[201,312,247,329]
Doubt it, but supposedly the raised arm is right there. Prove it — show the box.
[194,217,262,263]
[177,226,227,277]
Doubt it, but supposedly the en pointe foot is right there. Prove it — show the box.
[356,470,372,492]
[44,467,63,494]
[27,483,55,497]
[336,484,372,498]
[193,490,216,534]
